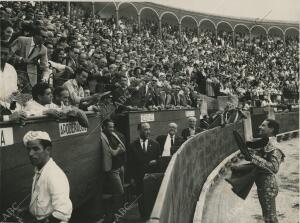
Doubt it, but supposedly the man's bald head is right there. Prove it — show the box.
[138,122,151,140]
[168,122,178,136]
[188,117,197,128]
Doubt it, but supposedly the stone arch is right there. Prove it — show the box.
[160,11,180,24]
[117,2,138,13]
[160,11,180,35]
[139,7,160,35]
[268,26,284,39]
[94,2,117,18]
[199,19,216,34]
[285,27,299,43]
[250,25,267,39]
[139,6,159,19]
[217,21,234,34]
[117,2,138,27]
[181,15,198,36]
[234,24,251,45]
[234,24,250,34]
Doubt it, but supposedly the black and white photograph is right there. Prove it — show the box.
[0,0,299,222]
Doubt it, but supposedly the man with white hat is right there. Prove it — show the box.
[23,131,72,223]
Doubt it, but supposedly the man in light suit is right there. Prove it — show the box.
[10,26,49,93]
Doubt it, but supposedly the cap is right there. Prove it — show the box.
[23,131,51,146]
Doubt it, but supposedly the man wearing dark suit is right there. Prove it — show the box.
[128,122,161,219]
[156,122,183,156]
[181,116,202,141]
[10,26,49,92]
[156,122,184,171]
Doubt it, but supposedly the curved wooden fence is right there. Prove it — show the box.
[149,110,299,223]
[149,121,245,223]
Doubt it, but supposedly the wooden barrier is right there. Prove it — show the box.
[149,121,244,223]
[275,111,299,133]
[0,113,102,213]
[251,108,299,137]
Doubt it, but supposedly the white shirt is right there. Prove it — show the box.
[0,63,18,102]
[30,158,72,222]
[24,99,59,116]
[28,38,35,57]
[162,134,174,157]
[140,138,149,152]
[189,128,196,136]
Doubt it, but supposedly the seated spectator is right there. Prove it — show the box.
[62,67,102,109]
[44,42,74,85]
[181,116,202,141]
[0,44,27,122]
[24,82,62,117]
[53,86,89,128]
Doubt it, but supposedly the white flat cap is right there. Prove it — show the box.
[23,131,51,146]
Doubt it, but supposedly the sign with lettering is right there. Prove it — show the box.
[185,110,195,117]
[140,113,155,122]
[0,128,14,147]
[59,121,87,137]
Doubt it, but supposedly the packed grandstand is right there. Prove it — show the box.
[0,1,299,114]
[0,2,299,223]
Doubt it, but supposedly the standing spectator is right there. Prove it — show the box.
[128,122,161,220]
[10,26,50,92]
[101,119,126,223]
[22,131,72,222]
[156,122,183,157]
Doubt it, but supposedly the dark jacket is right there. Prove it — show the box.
[128,138,161,181]
[156,134,184,155]
[181,127,202,141]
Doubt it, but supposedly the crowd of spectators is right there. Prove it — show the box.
[0,1,299,119]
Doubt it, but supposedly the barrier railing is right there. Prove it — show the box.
[149,121,244,223]
[0,113,102,213]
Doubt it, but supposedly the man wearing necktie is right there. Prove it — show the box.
[128,122,160,220]
[10,26,49,93]
[156,123,184,170]
[156,122,183,157]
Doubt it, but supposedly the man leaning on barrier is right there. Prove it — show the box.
[22,131,72,223]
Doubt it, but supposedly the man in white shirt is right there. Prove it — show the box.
[23,131,72,223]
[0,45,27,122]
[24,82,62,117]
[156,122,183,157]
